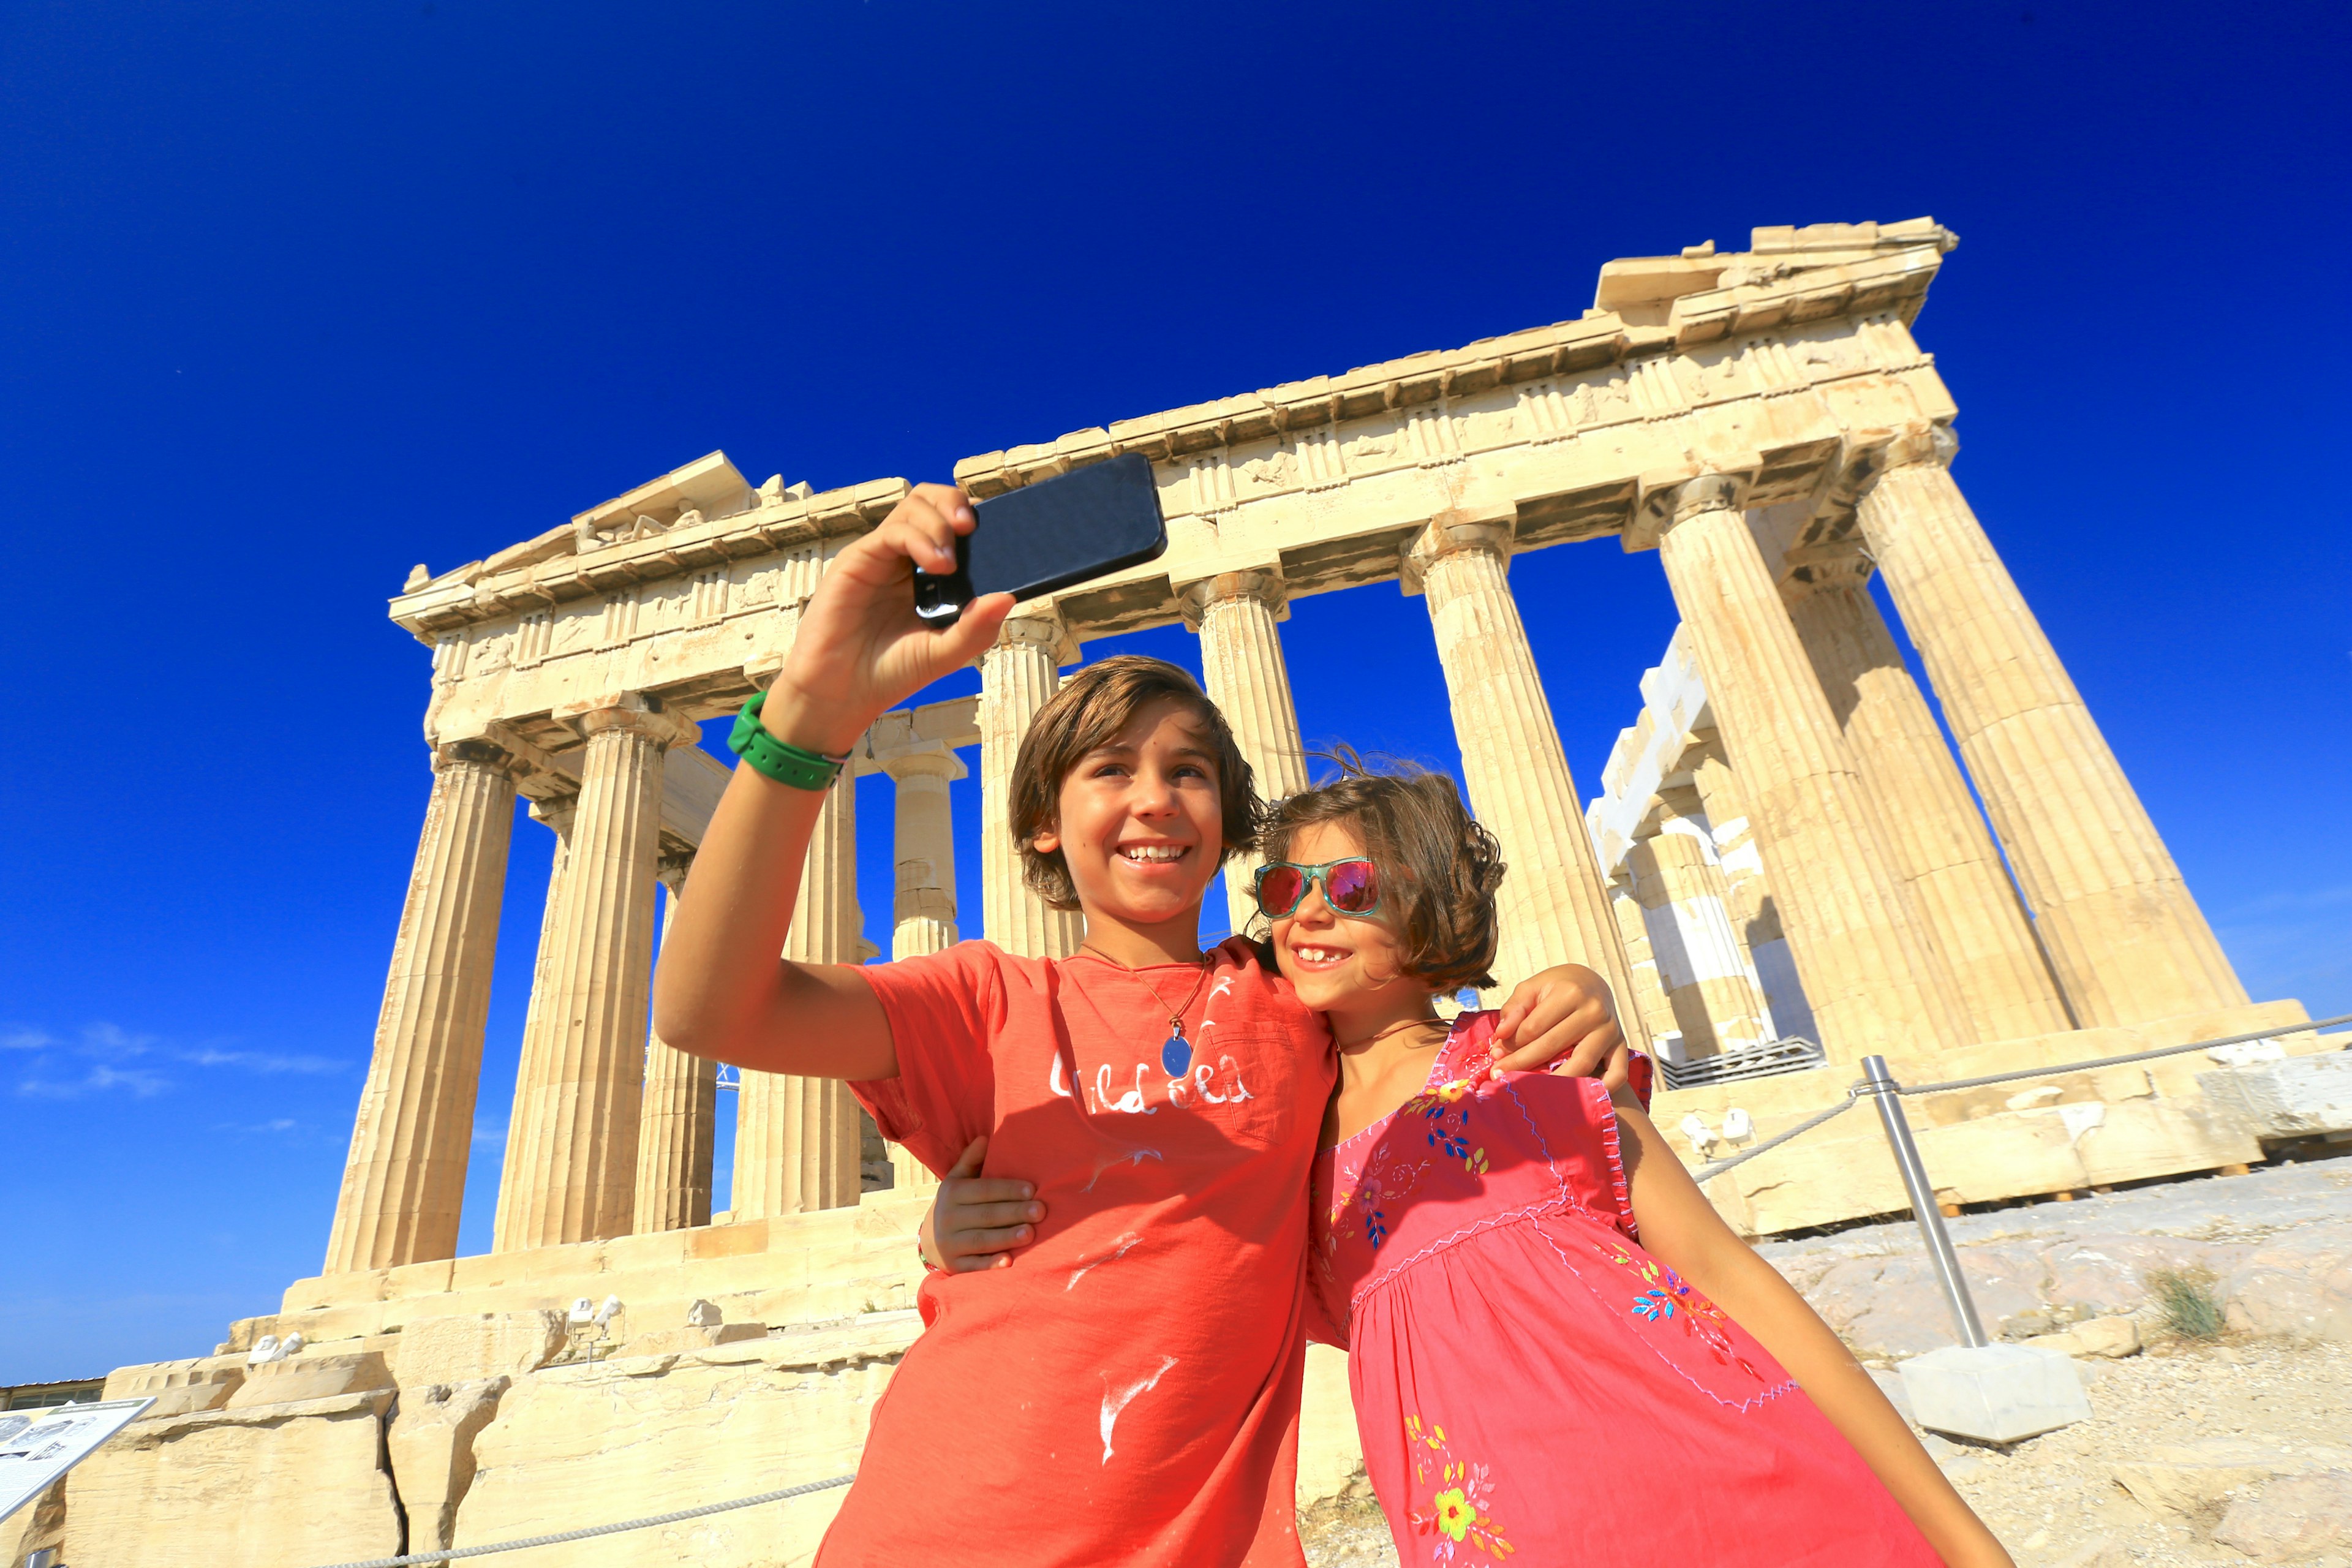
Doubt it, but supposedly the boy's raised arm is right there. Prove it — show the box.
[652,484,1012,1082]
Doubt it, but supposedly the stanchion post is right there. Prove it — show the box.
[1859,1055,1988,1349]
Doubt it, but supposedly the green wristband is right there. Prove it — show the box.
[728,692,851,791]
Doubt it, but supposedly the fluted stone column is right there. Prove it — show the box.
[1610,880,1683,1054]
[1858,432,2247,1027]
[1182,571,1312,935]
[1686,734,1815,1044]
[979,608,1084,959]
[884,747,963,960]
[881,745,965,1191]
[633,853,715,1232]
[1625,795,1777,1058]
[733,772,862,1216]
[492,699,689,1252]
[1649,475,1965,1061]
[325,739,523,1273]
[1784,570,2073,1042]
[1406,517,1647,1036]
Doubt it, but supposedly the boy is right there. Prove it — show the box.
[655,484,1620,1566]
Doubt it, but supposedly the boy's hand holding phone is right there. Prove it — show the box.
[762,483,1015,756]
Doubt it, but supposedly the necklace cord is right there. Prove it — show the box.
[1334,1015,1447,1054]
[1079,943,1213,1035]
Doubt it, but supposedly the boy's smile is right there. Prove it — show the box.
[1033,695,1225,954]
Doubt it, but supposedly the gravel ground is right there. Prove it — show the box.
[1301,1156,2352,1566]
[1939,1336,2352,1566]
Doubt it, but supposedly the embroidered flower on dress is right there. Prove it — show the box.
[1587,1237,1766,1382]
[1405,1415,1516,1560]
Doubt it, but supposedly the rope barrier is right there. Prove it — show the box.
[1688,1012,2351,1185]
[1896,1012,2352,1098]
[308,1473,856,1568]
[1693,1092,1860,1183]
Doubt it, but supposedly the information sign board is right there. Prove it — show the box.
[0,1398,154,1523]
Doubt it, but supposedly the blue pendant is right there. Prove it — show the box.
[1161,1034,1193,1077]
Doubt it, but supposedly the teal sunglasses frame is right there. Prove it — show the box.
[1252,858,1384,919]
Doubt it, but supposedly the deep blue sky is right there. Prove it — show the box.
[3,1,2345,1384]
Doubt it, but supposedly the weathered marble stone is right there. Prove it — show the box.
[61,1392,400,1568]
[452,1316,921,1567]
[101,1352,247,1417]
[386,1376,509,1553]
[0,1479,64,1568]
[224,1348,394,1408]
[392,1310,568,1388]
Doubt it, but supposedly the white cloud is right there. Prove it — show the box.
[472,1122,507,1150]
[20,1065,172,1099]
[78,1022,157,1060]
[3,1019,352,1101]
[176,1048,342,1076]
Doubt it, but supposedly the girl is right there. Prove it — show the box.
[937,754,2015,1566]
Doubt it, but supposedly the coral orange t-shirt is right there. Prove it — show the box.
[823,936,1333,1568]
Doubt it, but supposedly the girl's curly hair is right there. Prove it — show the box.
[1253,746,1506,995]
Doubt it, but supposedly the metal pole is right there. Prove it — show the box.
[1858,1055,1988,1348]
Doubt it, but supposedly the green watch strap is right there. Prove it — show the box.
[728,692,851,791]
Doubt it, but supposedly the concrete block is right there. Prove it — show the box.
[1896,1343,2090,1444]
[2200,1054,2352,1139]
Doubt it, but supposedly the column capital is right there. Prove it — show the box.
[1871,421,1959,472]
[1399,509,1513,595]
[877,742,967,785]
[657,849,695,893]
[433,722,589,809]
[988,605,1079,668]
[568,694,700,749]
[432,733,537,782]
[1640,469,1753,529]
[1174,568,1289,630]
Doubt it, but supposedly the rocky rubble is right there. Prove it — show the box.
[1760,1160,2352,1359]
[1302,1159,2352,1567]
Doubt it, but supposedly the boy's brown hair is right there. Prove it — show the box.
[1254,747,1506,994]
[1010,655,1260,912]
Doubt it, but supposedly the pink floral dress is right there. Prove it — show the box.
[1311,1012,1942,1566]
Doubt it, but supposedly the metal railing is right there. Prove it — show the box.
[1690,1011,2352,1349]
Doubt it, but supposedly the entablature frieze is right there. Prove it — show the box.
[393,227,1959,744]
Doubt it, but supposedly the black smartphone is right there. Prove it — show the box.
[913,452,1167,624]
